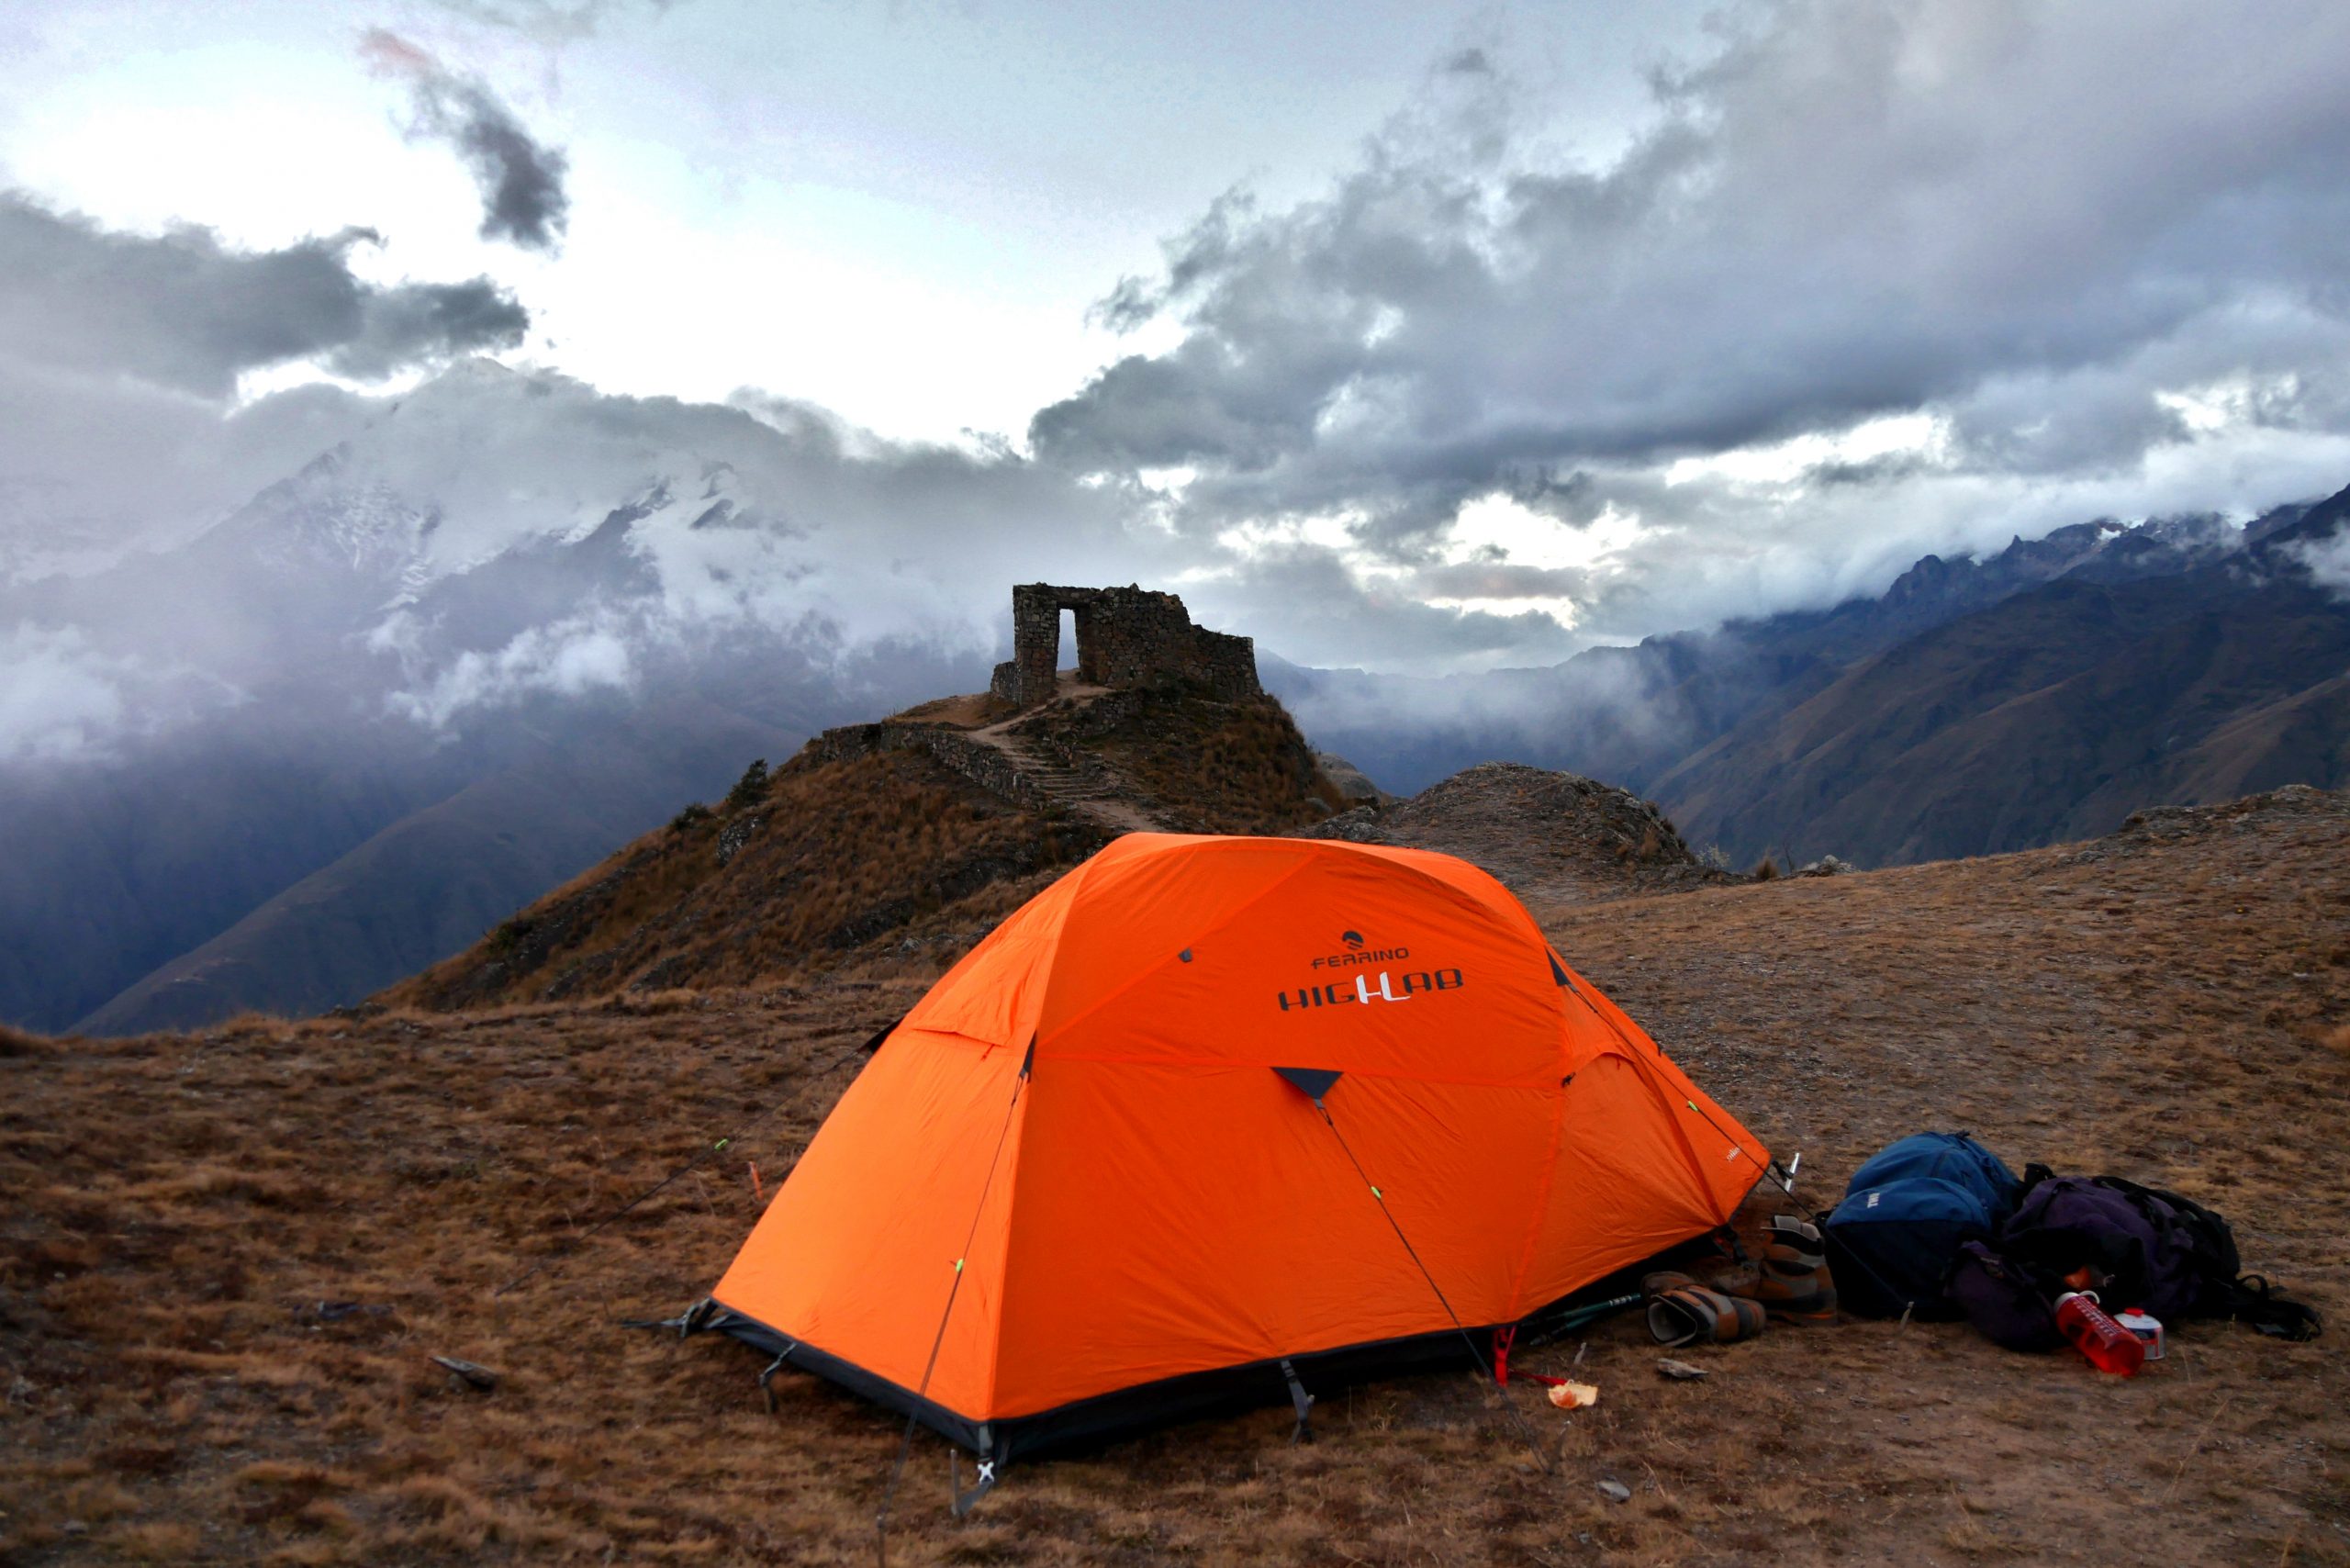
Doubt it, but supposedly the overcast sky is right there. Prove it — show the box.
[5,0,2350,682]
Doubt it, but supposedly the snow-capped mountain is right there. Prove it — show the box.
[0,362,1098,1035]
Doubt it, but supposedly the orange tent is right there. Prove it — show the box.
[709,833,1763,1462]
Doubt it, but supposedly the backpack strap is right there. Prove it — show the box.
[2215,1274,2324,1341]
[2090,1176,2318,1336]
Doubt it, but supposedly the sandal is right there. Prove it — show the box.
[1646,1282,1766,1347]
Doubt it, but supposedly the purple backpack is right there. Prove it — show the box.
[1949,1171,2197,1351]
[1947,1240,2063,1350]
[2000,1174,2205,1318]
[1953,1167,2322,1349]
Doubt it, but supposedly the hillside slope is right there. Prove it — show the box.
[6,785,2344,1564]
[384,681,1347,1011]
[0,717,467,1033]
[75,699,806,1035]
[1657,564,2350,866]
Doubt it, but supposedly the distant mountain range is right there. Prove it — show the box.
[1268,487,2350,869]
[2,358,2343,1036]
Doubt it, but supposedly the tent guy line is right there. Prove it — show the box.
[875,1039,1034,1552]
[1300,1082,1558,1474]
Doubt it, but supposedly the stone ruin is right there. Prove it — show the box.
[989,583,1261,710]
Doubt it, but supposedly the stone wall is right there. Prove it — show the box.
[988,583,1260,709]
[809,722,1049,812]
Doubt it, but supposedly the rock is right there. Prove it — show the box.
[715,812,767,868]
[1597,1480,1632,1503]
[1304,804,1385,844]
[1796,854,1854,877]
[1314,751,1392,810]
[431,1354,498,1392]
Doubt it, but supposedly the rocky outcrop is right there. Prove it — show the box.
[1306,761,1729,904]
[1315,751,1390,810]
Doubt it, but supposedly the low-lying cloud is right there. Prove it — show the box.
[2292,525,2350,599]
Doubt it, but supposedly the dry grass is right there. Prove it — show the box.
[1061,692,1350,832]
[6,787,2347,1565]
[387,751,1098,1012]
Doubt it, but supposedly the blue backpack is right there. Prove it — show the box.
[1822,1133,2022,1319]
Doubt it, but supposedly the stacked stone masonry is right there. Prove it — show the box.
[810,723,1052,813]
[988,583,1261,709]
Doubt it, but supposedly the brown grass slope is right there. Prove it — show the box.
[6,784,2346,1566]
[1655,570,2350,868]
[385,687,1343,1013]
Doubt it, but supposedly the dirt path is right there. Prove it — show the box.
[962,678,1168,837]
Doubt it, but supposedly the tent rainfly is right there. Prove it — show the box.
[703,832,1765,1468]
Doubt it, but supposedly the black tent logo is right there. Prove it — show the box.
[1341,930,1364,948]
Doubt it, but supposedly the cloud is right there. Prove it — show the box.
[263,364,1592,723]
[0,624,232,764]
[2291,523,2350,599]
[17,0,2350,771]
[386,607,638,726]
[364,30,573,252]
[0,192,531,562]
[0,625,127,763]
[0,366,378,573]
[1031,0,2350,633]
[421,0,680,46]
[0,192,531,399]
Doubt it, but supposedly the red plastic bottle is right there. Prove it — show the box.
[2054,1292,2146,1376]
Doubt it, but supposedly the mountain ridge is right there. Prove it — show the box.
[1271,485,2350,867]
[3,354,2343,1033]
